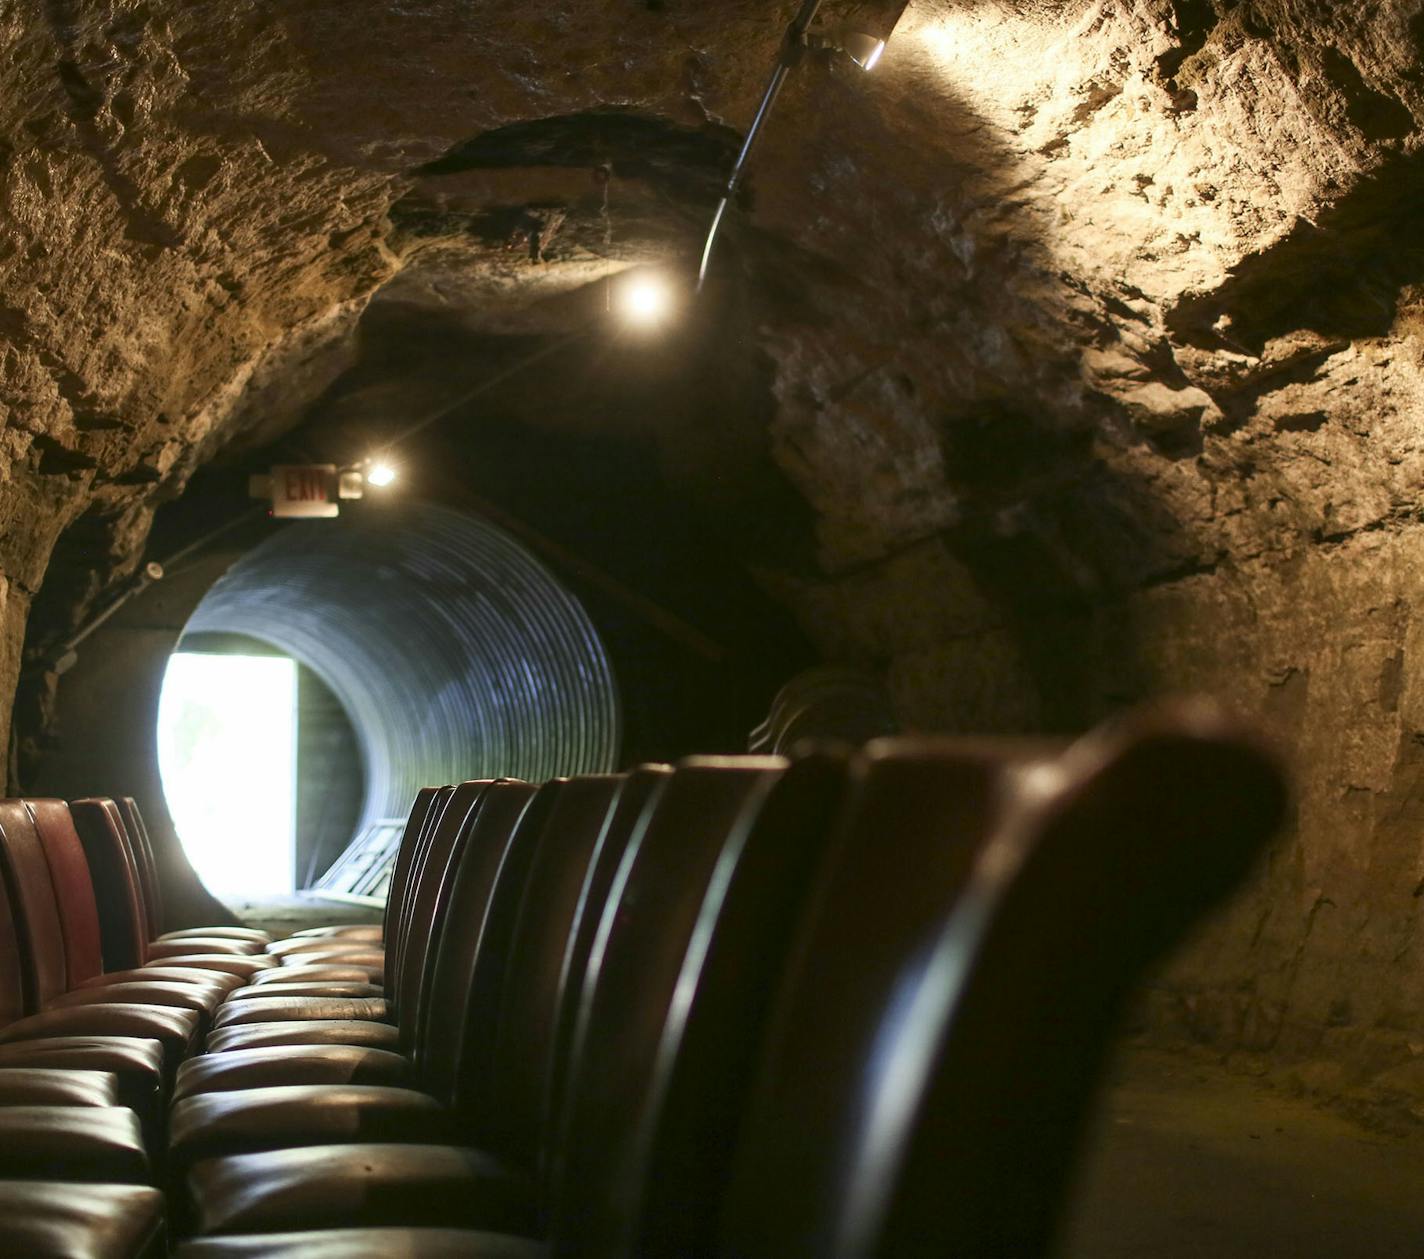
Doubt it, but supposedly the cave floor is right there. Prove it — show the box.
[1060,1047,1424,1259]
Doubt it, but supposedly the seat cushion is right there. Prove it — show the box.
[78,967,245,992]
[274,949,384,977]
[266,937,384,959]
[211,997,388,1030]
[147,938,265,959]
[0,1004,200,1072]
[188,1143,535,1236]
[170,1085,449,1174]
[47,980,228,1016]
[0,1068,119,1107]
[287,924,384,942]
[205,1019,402,1055]
[0,1181,164,1258]
[143,955,278,977]
[0,1038,165,1146]
[0,1037,164,1093]
[249,965,379,986]
[159,927,272,945]
[174,1046,410,1101]
[0,1106,149,1182]
[175,1227,543,1258]
[224,982,384,1001]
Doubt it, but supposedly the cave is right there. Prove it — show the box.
[0,0,1422,1254]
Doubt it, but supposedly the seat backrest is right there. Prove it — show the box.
[387,783,457,996]
[117,797,163,938]
[392,780,496,1041]
[380,786,444,943]
[453,775,624,1150]
[546,756,795,1255]
[0,816,37,1027]
[0,800,73,1006]
[418,779,560,1107]
[71,799,150,970]
[25,799,105,986]
[720,703,1287,1259]
[618,753,850,1258]
[542,764,672,1169]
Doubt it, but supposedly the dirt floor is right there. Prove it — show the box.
[1059,1048,1424,1258]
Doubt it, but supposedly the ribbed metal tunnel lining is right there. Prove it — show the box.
[182,502,621,828]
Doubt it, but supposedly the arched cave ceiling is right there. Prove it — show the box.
[1,0,1421,736]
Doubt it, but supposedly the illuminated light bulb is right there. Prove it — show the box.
[618,273,674,328]
[367,462,397,488]
[843,33,886,71]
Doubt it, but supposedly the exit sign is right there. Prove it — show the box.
[270,465,338,518]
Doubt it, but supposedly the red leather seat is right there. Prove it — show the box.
[0,800,205,1072]
[20,801,229,1023]
[223,980,383,1000]
[245,965,375,986]
[0,1037,166,1138]
[69,799,272,979]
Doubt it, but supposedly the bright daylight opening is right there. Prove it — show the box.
[157,652,298,899]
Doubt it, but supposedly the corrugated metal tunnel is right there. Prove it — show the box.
[178,501,622,831]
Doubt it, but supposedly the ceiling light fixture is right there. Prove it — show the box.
[616,271,676,329]
[366,461,397,488]
[696,0,890,292]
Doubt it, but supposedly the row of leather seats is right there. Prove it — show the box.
[0,700,1287,1257]
[0,794,312,1255]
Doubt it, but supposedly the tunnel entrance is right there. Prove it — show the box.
[157,650,299,898]
[159,500,621,904]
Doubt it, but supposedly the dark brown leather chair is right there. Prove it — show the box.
[166,759,670,1227]
[182,781,492,1077]
[180,757,805,1238]
[243,786,446,983]
[246,786,454,991]
[167,782,554,1177]
[718,701,1286,1259]
[175,701,1284,1259]
[0,1181,164,1257]
[199,781,498,1050]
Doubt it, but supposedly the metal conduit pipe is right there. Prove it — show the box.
[181,502,621,827]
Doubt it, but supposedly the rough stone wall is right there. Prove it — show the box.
[745,0,1424,1088]
[4,0,1424,1083]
